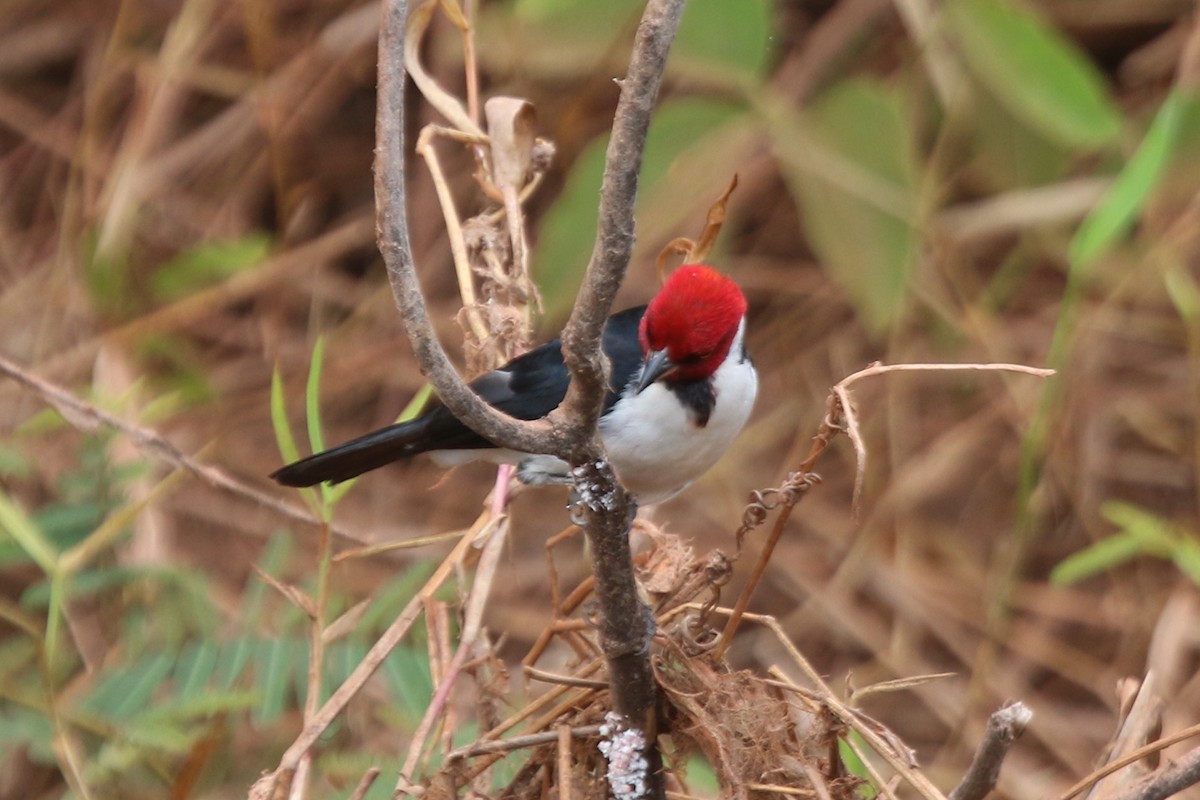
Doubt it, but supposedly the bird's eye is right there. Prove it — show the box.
[686,349,716,364]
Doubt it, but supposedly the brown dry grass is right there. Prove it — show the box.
[2,0,1200,798]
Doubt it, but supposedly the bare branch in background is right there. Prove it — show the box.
[1108,747,1200,800]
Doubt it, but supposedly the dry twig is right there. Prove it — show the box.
[0,353,347,538]
[948,702,1033,800]
[1106,747,1200,800]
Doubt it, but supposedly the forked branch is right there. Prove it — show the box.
[375,1,688,798]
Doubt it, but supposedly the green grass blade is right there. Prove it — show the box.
[1070,91,1192,269]
[270,365,302,465]
[0,491,58,574]
[305,335,327,455]
[270,364,320,509]
[1050,531,1144,585]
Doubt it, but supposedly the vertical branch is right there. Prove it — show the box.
[555,3,689,799]
[556,0,689,440]
[375,0,554,456]
[376,1,688,797]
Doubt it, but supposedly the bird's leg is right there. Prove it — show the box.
[515,455,573,487]
[489,463,516,518]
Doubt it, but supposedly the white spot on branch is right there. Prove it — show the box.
[598,712,650,800]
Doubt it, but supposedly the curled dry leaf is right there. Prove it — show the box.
[688,172,739,264]
[485,96,538,290]
[654,173,739,283]
[655,237,694,284]
[405,0,482,136]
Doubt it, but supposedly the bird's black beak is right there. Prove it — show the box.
[635,349,676,394]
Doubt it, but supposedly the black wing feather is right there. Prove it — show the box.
[271,306,647,487]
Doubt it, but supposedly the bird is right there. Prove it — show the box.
[271,264,757,506]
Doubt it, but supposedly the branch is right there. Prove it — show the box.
[949,702,1032,800]
[554,0,688,449]
[375,0,556,457]
[1107,747,1200,800]
[0,353,350,540]
[550,4,688,800]
[376,2,687,798]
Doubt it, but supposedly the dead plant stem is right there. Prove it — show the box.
[1059,723,1200,800]
[0,353,350,538]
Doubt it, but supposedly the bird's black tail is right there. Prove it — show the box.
[270,420,430,487]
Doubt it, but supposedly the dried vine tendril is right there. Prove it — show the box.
[735,472,821,554]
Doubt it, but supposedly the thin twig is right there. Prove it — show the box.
[0,353,349,538]
[714,471,818,659]
[347,767,381,800]
[558,724,574,800]
[414,124,491,344]
[398,514,510,786]
[1106,746,1200,800]
[524,666,609,689]
[1060,723,1200,800]
[833,361,1055,512]
[948,702,1033,800]
[445,724,603,762]
[263,509,488,795]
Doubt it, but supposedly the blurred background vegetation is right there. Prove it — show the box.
[2,0,1200,797]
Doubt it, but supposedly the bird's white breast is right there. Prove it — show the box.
[598,319,756,505]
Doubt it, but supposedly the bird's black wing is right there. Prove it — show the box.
[271,305,648,487]
[597,305,647,411]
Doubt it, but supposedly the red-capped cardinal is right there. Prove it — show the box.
[272,264,756,505]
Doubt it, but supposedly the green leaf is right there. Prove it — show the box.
[21,565,149,608]
[682,757,719,795]
[1053,502,1199,584]
[945,0,1122,148]
[839,733,879,798]
[1102,501,1175,556]
[1166,264,1200,322]
[0,492,57,574]
[0,501,101,568]
[254,636,299,724]
[674,0,773,83]
[152,233,271,301]
[1071,92,1200,270]
[306,336,328,455]
[270,366,301,466]
[1049,530,1144,585]
[382,644,434,723]
[534,98,746,318]
[118,717,198,754]
[174,640,219,700]
[303,336,341,516]
[964,90,1076,189]
[147,687,258,720]
[1172,538,1200,587]
[0,706,55,763]
[216,634,258,693]
[271,366,320,510]
[771,78,918,333]
[81,652,176,719]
